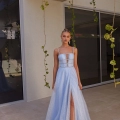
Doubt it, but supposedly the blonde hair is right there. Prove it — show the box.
[61,28,71,36]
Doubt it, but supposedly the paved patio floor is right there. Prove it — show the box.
[0,82,120,120]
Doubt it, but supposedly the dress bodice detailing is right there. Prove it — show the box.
[58,53,74,67]
[57,47,74,68]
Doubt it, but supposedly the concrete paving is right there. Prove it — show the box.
[0,82,120,120]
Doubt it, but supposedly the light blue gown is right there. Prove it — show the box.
[45,47,91,120]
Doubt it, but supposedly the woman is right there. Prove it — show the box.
[45,28,91,120]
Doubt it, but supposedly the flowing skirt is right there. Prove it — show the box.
[45,67,91,120]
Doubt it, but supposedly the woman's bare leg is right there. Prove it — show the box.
[70,92,75,120]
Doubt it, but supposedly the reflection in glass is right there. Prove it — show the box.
[0,0,23,104]
[0,52,13,92]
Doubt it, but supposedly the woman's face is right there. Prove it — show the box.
[61,32,71,44]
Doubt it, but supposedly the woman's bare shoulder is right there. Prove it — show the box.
[73,47,78,54]
[53,47,60,54]
[54,47,59,51]
[73,46,77,50]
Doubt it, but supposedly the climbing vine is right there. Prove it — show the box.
[90,0,98,22]
[68,0,76,47]
[90,0,119,87]
[41,0,50,88]
[104,0,119,87]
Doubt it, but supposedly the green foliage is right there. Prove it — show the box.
[90,0,98,22]
[105,24,113,31]
[90,0,119,87]
[110,72,115,78]
[110,43,115,48]
[68,0,76,47]
[110,60,116,66]
[41,44,50,89]
[44,82,50,88]
[110,37,115,42]
[41,0,49,10]
[114,68,118,71]
[104,24,119,86]
[41,1,50,89]
[104,33,111,40]
[41,5,44,10]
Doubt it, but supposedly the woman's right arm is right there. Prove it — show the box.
[52,48,59,89]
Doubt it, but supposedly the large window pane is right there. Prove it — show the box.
[0,0,23,104]
[65,7,100,86]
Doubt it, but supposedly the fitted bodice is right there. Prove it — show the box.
[58,53,74,67]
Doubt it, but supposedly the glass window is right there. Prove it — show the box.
[101,13,120,81]
[0,0,23,104]
[65,7,101,86]
[65,7,120,86]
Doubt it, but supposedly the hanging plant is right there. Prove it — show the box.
[68,0,76,47]
[90,0,119,87]
[104,0,119,87]
[41,0,50,88]
[90,0,98,22]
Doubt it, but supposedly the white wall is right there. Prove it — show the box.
[19,0,120,102]
[64,0,120,13]
[19,0,64,102]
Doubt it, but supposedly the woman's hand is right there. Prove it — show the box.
[78,82,82,90]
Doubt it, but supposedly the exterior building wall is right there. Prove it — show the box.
[19,0,120,102]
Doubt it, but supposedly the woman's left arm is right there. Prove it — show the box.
[74,47,82,85]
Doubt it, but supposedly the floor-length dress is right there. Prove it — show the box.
[45,47,91,120]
